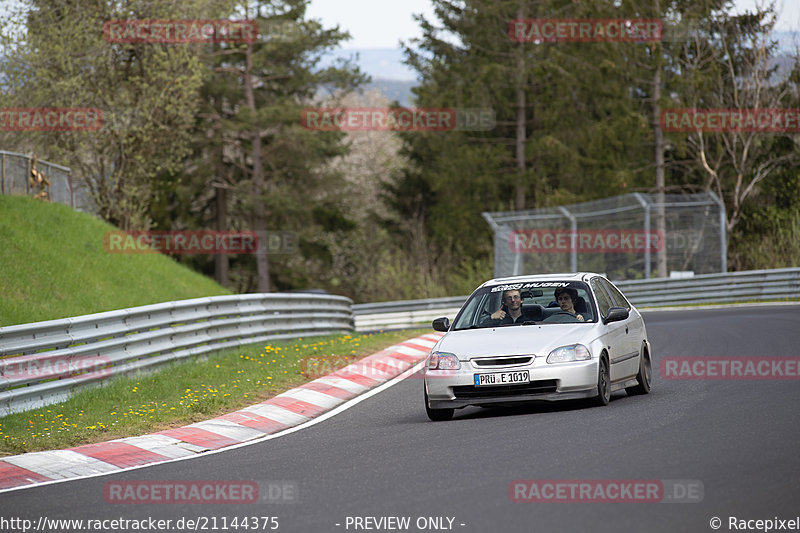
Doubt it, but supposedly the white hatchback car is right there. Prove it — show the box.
[424,273,652,421]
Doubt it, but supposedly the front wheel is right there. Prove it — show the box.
[425,389,454,421]
[592,356,610,407]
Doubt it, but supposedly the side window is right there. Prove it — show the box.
[602,279,631,310]
[573,287,595,321]
[591,279,612,317]
[453,293,485,329]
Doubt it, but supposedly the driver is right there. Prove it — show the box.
[484,289,529,325]
[554,287,585,322]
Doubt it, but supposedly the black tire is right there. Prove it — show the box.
[425,389,454,421]
[626,346,652,396]
[592,356,610,407]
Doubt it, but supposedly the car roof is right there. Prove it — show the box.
[478,272,602,288]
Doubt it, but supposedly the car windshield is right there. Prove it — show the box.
[452,281,596,330]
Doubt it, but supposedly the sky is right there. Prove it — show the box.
[0,1,796,49]
[307,0,800,49]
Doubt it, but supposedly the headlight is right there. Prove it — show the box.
[546,344,591,363]
[427,351,460,370]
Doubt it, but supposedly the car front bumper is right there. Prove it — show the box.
[425,357,600,409]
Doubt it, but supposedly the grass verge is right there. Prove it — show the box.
[0,195,230,326]
[0,328,429,457]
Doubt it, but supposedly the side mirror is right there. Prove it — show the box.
[432,317,450,332]
[604,307,629,324]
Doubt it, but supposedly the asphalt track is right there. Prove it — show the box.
[1,305,799,533]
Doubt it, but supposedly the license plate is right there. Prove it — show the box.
[474,370,530,387]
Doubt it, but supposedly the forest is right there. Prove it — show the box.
[1,0,798,302]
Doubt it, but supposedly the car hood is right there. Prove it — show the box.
[436,324,599,360]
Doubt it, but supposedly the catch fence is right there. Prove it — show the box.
[0,150,92,211]
[483,192,726,280]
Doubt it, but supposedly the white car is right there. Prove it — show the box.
[424,273,652,421]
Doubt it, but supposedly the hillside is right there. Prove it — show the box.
[0,195,231,326]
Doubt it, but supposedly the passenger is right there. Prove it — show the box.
[554,287,585,322]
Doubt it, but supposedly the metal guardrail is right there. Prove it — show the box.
[352,268,800,331]
[614,268,800,307]
[353,296,466,331]
[0,294,354,415]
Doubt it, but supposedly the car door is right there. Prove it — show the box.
[598,277,640,379]
[590,277,628,384]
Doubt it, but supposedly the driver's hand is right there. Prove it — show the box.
[490,307,506,320]
[576,314,585,322]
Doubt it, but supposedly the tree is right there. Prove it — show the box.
[0,0,221,229]
[154,0,366,292]
[392,0,657,264]
[672,5,798,237]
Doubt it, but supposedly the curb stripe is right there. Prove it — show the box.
[69,441,169,468]
[402,341,436,352]
[389,352,423,363]
[267,396,327,418]
[311,376,370,394]
[330,370,382,387]
[156,427,240,450]
[189,419,266,443]
[277,388,347,408]
[3,449,119,479]
[394,345,430,356]
[217,412,290,434]
[297,381,357,400]
[241,403,310,426]
[0,462,52,489]
[114,434,198,460]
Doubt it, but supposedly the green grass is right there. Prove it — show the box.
[0,195,231,326]
[0,328,429,456]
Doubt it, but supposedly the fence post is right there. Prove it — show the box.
[1,152,5,194]
[709,191,727,273]
[69,168,74,208]
[558,206,577,272]
[632,193,652,279]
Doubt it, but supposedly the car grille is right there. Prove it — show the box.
[472,356,533,367]
[452,380,558,399]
